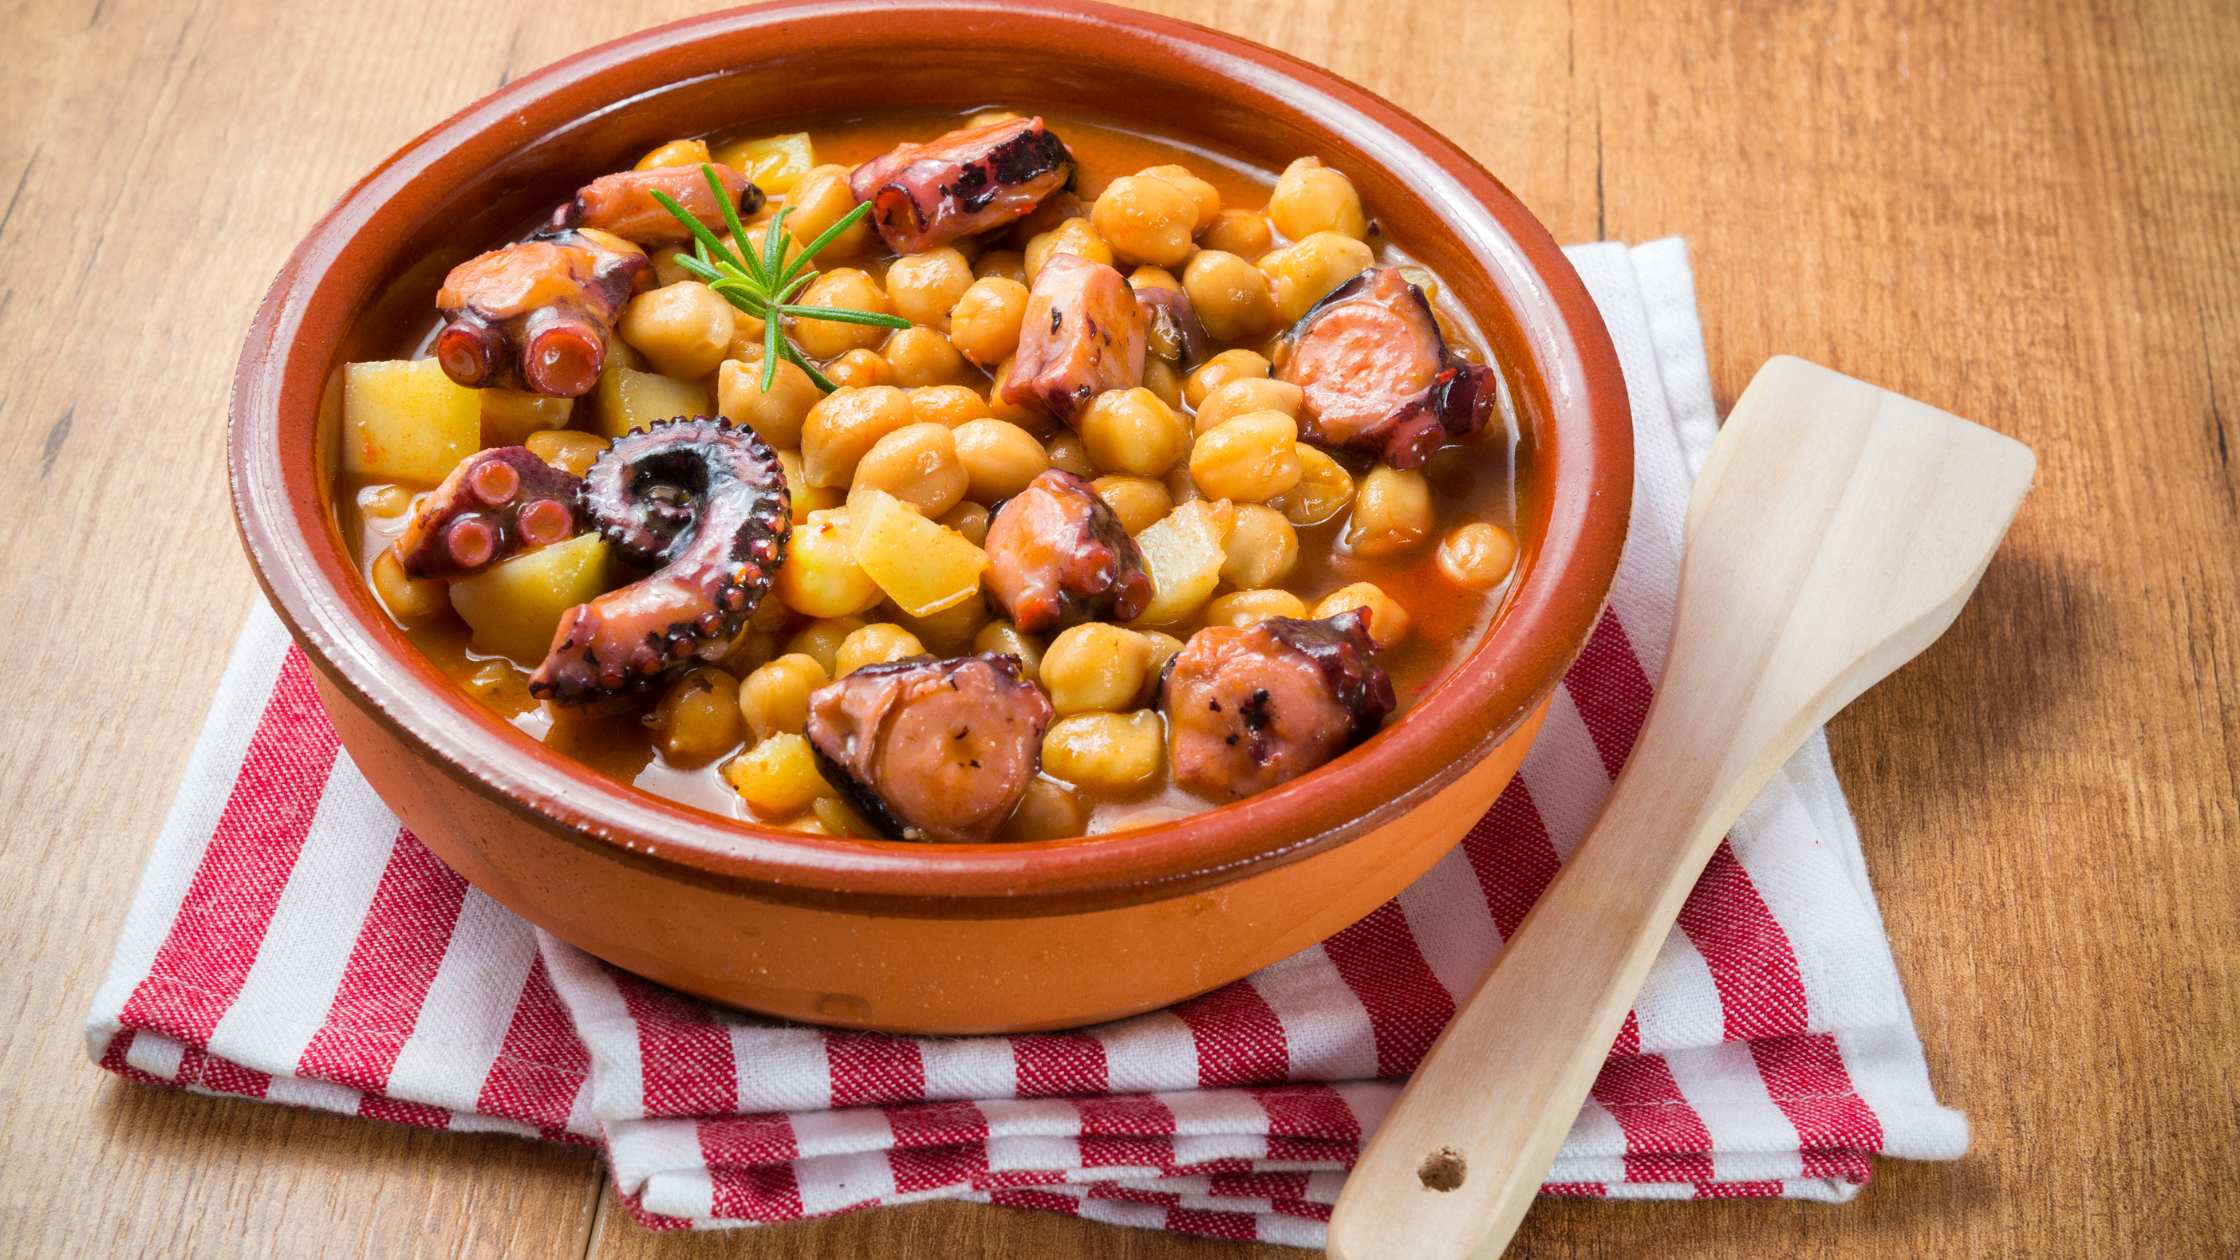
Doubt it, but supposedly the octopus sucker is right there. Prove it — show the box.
[433,227,652,397]
[850,116,1077,255]
[528,417,791,705]
[1272,265,1498,468]
[393,447,587,579]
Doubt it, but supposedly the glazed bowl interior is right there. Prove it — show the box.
[234,0,1630,920]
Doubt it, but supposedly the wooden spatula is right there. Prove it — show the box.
[1325,356,2034,1260]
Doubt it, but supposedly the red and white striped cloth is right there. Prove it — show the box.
[87,240,1967,1246]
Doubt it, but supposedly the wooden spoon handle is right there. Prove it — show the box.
[1324,683,1745,1260]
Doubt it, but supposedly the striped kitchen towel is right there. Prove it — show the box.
[86,238,1968,1247]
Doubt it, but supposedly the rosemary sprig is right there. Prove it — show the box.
[649,163,908,393]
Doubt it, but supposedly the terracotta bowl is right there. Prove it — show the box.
[229,0,1632,1034]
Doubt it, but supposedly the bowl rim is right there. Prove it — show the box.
[229,0,1632,920]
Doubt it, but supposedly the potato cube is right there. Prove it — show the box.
[1130,499,1236,626]
[710,132,816,196]
[596,364,712,440]
[343,359,480,485]
[851,489,990,618]
[447,533,612,662]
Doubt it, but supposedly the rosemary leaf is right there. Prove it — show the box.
[703,164,768,288]
[781,305,912,329]
[647,188,745,276]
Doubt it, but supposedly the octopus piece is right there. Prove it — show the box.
[1001,252,1147,427]
[1133,283,1209,371]
[849,116,1077,255]
[804,654,1055,844]
[1159,609,1395,800]
[528,418,791,704]
[434,227,653,398]
[983,469,1151,634]
[549,163,766,247]
[1271,266,1499,469]
[392,447,586,580]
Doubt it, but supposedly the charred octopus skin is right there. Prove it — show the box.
[392,448,585,579]
[804,654,1055,844]
[1133,283,1210,371]
[528,418,790,704]
[849,116,1077,255]
[1160,609,1396,800]
[983,469,1152,634]
[433,227,653,398]
[549,163,766,246]
[1272,266,1499,469]
[1002,252,1147,427]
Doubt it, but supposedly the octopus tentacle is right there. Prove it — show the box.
[393,447,587,579]
[434,227,652,397]
[548,164,765,246]
[849,116,1077,255]
[527,417,791,705]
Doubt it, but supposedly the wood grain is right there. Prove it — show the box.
[0,1,2230,1258]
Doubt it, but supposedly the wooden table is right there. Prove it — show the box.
[2,0,2232,1255]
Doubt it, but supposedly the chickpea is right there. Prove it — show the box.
[723,733,834,818]
[786,615,868,676]
[1041,711,1165,791]
[1009,192,1084,245]
[986,357,1057,436]
[812,795,879,838]
[835,622,926,676]
[648,248,698,290]
[953,418,1050,502]
[722,307,769,359]
[1219,503,1301,588]
[1397,265,1441,303]
[359,483,414,518]
[526,429,609,478]
[775,508,882,618]
[909,383,994,428]
[646,667,746,765]
[1261,232,1376,324]
[973,619,1045,683]
[791,269,891,359]
[849,421,968,517]
[737,654,828,740]
[880,326,967,387]
[1182,250,1279,343]
[1002,777,1088,841]
[1188,410,1304,502]
[947,277,1030,367]
[1091,475,1172,536]
[1206,588,1309,629]
[1078,387,1190,478]
[1165,464,1204,506]
[1437,521,1518,590]
[937,500,989,547]
[372,550,447,620]
[1267,156,1370,241]
[1422,443,1478,499]
[715,625,783,679]
[884,247,974,328]
[618,282,736,380]
[783,164,874,256]
[974,249,1028,284]
[801,385,915,487]
[1346,465,1434,556]
[968,108,1023,127]
[1198,209,1273,259]
[1183,349,1272,410]
[479,388,574,447]
[718,357,819,450]
[1128,265,1182,292]
[635,138,711,170]
[775,449,844,523]
[1136,631,1185,707]
[1024,217,1113,281]
[1269,444,1355,526]
[882,588,987,652]
[1091,174,1195,267]
[1139,163,1222,233]
[1314,581,1412,648]
[825,348,894,390]
[1193,377,1303,437]
[1046,430,1097,478]
[1041,623,1152,716]
[1142,357,1183,410]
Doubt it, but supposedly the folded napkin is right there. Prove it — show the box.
[87,238,1967,1246]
